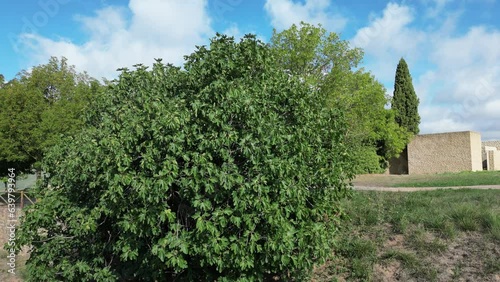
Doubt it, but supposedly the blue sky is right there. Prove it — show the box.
[1,0,499,139]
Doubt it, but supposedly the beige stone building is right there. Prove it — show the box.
[388,131,500,175]
[482,141,500,171]
[407,131,483,174]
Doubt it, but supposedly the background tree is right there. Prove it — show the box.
[0,57,102,177]
[0,79,46,175]
[392,58,420,135]
[14,35,354,281]
[270,22,409,172]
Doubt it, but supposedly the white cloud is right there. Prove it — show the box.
[431,27,500,72]
[16,0,213,80]
[484,99,500,119]
[351,3,426,83]
[128,0,211,44]
[352,3,500,140]
[420,27,500,139]
[352,3,416,50]
[219,23,267,45]
[264,0,347,31]
[419,108,474,134]
[74,6,129,42]
[12,0,500,141]
[222,23,243,40]
[422,0,453,18]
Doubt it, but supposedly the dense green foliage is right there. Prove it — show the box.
[0,57,102,175]
[392,58,420,135]
[270,23,409,173]
[14,35,354,281]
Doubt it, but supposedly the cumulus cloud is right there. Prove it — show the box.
[422,0,453,18]
[11,0,500,140]
[351,3,426,81]
[221,24,267,43]
[420,27,500,140]
[222,23,243,40]
[352,2,500,140]
[431,27,500,72]
[16,0,213,80]
[264,0,347,31]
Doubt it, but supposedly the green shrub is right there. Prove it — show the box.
[13,35,354,281]
[349,145,384,174]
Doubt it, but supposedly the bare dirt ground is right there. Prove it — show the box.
[371,229,500,282]
[343,175,500,282]
[0,205,28,282]
[314,223,500,282]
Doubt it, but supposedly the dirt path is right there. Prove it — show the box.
[353,185,500,192]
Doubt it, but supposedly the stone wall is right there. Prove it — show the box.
[482,141,500,149]
[482,141,500,170]
[469,132,483,172]
[407,131,482,174]
[488,151,497,170]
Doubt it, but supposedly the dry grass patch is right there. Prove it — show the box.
[312,189,500,281]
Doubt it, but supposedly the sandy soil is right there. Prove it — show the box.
[0,204,28,282]
[372,231,500,282]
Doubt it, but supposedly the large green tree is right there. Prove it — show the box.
[270,22,409,172]
[14,34,354,281]
[392,58,420,135]
[0,57,102,176]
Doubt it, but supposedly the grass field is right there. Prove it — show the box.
[1,189,499,281]
[353,171,500,187]
[312,189,500,281]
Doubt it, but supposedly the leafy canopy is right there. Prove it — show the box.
[270,22,409,173]
[14,34,354,281]
[0,57,102,174]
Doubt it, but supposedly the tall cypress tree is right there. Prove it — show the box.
[392,58,420,135]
